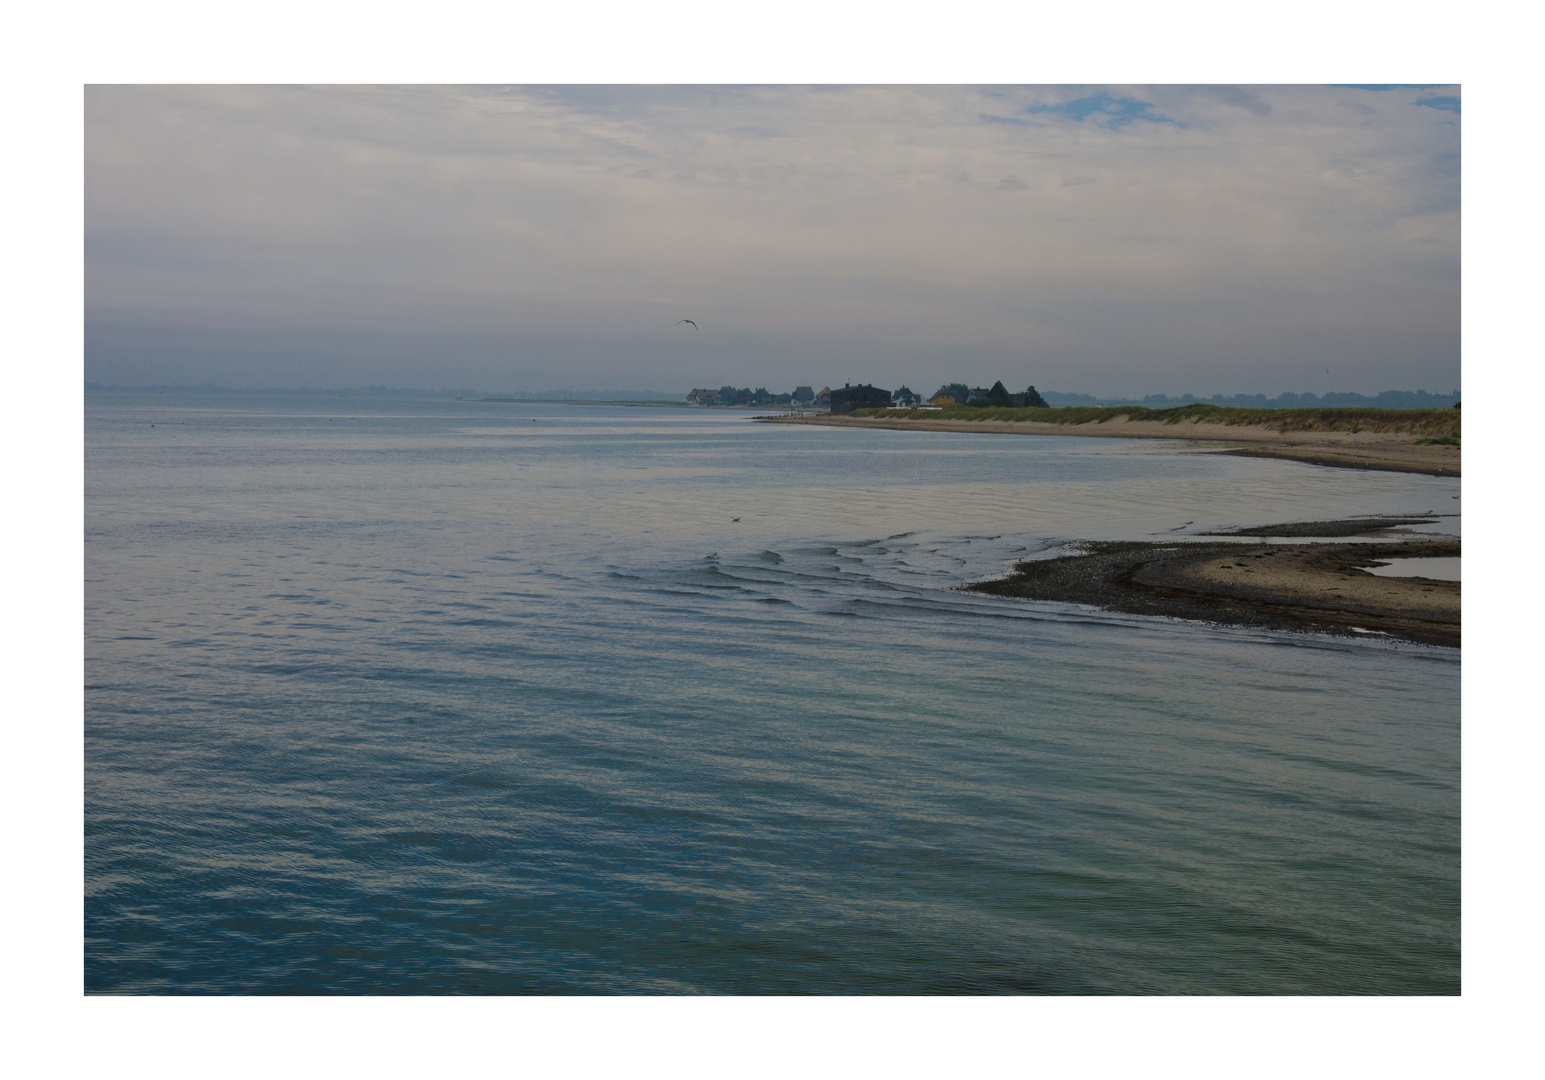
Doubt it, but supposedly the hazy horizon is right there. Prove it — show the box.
[87,85,1459,397]
[83,380,1462,408]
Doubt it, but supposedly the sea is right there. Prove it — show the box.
[84,389,1460,994]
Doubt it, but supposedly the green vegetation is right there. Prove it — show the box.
[848,402,1461,437]
[1415,435,1460,445]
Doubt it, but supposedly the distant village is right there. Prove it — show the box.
[681,382,1463,413]
[684,381,1050,414]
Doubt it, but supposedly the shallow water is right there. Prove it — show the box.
[1365,557,1461,581]
[85,391,1460,994]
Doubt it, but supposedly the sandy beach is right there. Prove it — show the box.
[757,414,1460,477]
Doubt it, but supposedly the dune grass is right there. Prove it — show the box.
[848,402,1461,437]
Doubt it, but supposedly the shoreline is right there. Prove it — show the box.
[965,537,1460,647]
[755,414,1460,477]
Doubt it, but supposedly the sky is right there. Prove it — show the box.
[84,84,1460,397]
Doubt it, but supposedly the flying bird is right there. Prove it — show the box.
[678,319,698,330]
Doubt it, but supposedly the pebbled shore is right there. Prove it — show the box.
[965,538,1460,647]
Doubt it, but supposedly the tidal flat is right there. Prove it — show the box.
[965,535,1460,647]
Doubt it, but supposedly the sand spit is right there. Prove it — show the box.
[1200,517,1439,538]
[756,415,1460,477]
[966,539,1460,647]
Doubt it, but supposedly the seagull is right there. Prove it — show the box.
[678,319,698,330]
[731,517,740,522]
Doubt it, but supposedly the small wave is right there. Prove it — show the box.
[709,570,786,585]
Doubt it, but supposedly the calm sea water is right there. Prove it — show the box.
[85,390,1460,994]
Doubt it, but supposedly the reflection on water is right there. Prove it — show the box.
[85,391,1460,994]
[1365,557,1461,581]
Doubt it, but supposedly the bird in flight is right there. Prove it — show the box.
[678,319,698,330]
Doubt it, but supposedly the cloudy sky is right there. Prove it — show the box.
[85,84,1459,396]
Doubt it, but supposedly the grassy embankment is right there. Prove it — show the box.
[848,402,1461,439]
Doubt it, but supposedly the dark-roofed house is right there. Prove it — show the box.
[686,388,719,405]
[892,385,917,406]
[828,383,891,415]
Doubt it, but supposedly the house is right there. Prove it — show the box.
[929,382,970,406]
[984,380,1012,406]
[828,383,892,415]
[891,385,917,407]
[816,386,832,408]
[792,386,815,404]
[686,388,719,405]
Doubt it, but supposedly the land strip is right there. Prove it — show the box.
[756,408,1460,477]
[965,539,1460,647]
[1200,517,1440,538]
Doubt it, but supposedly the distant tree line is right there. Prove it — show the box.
[685,382,1458,411]
[717,386,793,406]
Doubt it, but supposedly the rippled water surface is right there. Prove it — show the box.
[85,391,1460,994]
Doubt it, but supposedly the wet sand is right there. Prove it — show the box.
[757,414,1460,477]
[966,538,1460,647]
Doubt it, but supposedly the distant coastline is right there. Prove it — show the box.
[757,407,1460,478]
